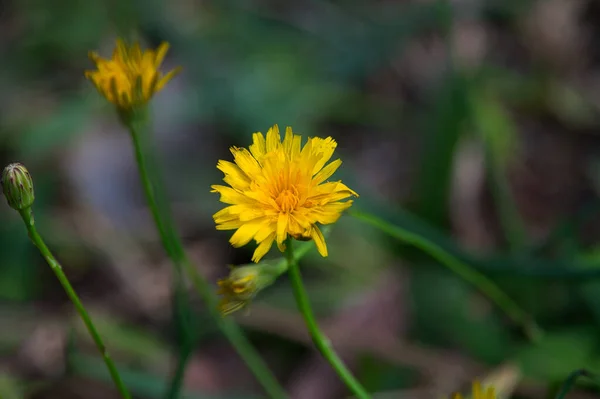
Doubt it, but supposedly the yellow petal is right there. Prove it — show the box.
[155,66,182,92]
[290,212,312,229]
[473,382,482,399]
[312,159,342,185]
[229,220,267,247]
[254,222,276,242]
[286,215,305,236]
[276,240,286,252]
[211,185,253,204]
[283,126,295,157]
[249,132,267,160]
[309,181,358,200]
[231,147,261,176]
[310,137,337,174]
[291,134,302,159]
[215,220,243,230]
[276,212,289,244]
[238,207,267,222]
[265,125,281,152]
[309,191,356,206]
[299,138,313,164]
[252,233,276,262]
[311,226,328,257]
[217,160,250,190]
[154,42,170,67]
[213,206,238,223]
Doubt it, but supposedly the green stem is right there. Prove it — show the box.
[555,369,594,399]
[124,111,287,399]
[165,278,194,399]
[125,111,193,399]
[284,237,371,399]
[349,210,543,343]
[180,256,288,397]
[166,346,192,399]
[18,208,131,399]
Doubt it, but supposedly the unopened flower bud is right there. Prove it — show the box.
[2,163,35,211]
[217,261,287,316]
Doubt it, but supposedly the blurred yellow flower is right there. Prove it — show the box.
[212,125,358,262]
[452,381,496,399]
[217,261,288,315]
[85,39,180,109]
[217,272,257,315]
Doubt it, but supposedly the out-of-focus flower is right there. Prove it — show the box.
[2,163,34,211]
[212,125,358,262]
[452,381,496,399]
[217,262,287,315]
[85,39,180,110]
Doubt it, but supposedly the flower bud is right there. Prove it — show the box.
[217,261,287,316]
[2,163,35,211]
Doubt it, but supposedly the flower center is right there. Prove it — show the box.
[275,187,299,213]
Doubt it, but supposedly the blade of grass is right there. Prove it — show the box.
[554,369,596,399]
[411,70,469,228]
[346,193,600,279]
[350,209,542,342]
[468,84,527,253]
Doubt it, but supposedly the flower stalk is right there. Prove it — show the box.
[2,165,131,399]
[349,209,543,342]
[284,237,371,399]
[122,110,287,399]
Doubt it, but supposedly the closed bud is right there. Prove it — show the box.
[217,261,287,316]
[2,163,35,211]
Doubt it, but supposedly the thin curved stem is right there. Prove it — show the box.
[284,237,371,399]
[18,208,131,399]
[555,370,595,399]
[124,111,287,399]
[350,210,543,343]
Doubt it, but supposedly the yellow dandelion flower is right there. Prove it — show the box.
[452,381,497,399]
[211,125,358,263]
[85,38,181,109]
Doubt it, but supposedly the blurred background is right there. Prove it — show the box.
[2,0,600,398]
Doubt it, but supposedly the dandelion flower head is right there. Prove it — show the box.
[452,382,496,399]
[85,38,180,109]
[212,125,358,262]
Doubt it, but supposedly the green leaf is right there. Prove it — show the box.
[411,71,469,227]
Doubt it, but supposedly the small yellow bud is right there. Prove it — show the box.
[451,381,497,399]
[2,163,35,211]
[217,261,287,316]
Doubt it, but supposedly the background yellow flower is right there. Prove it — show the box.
[85,39,180,109]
